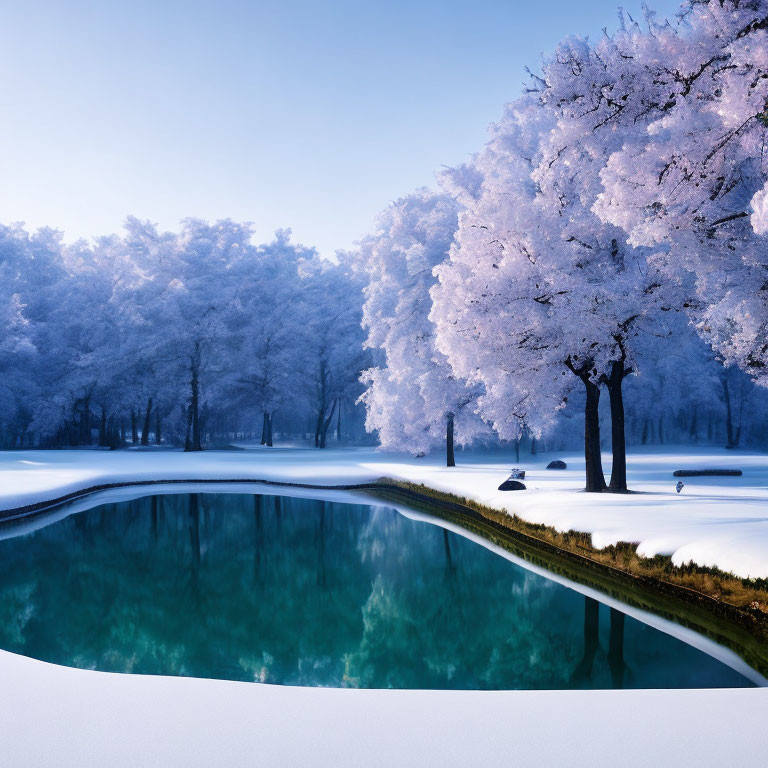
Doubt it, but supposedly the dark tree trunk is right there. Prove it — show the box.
[99,406,107,447]
[107,415,120,449]
[689,406,698,441]
[131,409,138,444]
[566,358,607,492]
[184,405,192,451]
[261,412,269,445]
[658,415,665,445]
[267,412,273,447]
[155,410,162,445]
[141,397,152,446]
[723,376,733,447]
[317,400,337,449]
[530,436,537,455]
[337,400,342,442]
[446,411,456,467]
[83,397,91,445]
[605,361,629,493]
[185,358,202,452]
[514,438,520,463]
[584,378,607,492]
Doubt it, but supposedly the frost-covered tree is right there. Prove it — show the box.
[300,254,370,449]
[359,189,488,465]
[595,0,768,389]
[227,230,311,446]
[0,231,37,446]
[432,75,667,491]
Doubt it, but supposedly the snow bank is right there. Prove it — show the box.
[0,649,766,768]
[1,445,767,578]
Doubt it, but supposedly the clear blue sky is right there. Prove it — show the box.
[0,0,681,256]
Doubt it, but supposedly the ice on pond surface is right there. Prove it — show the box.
[0,492,756,690]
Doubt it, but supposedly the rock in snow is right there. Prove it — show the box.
[498,479,526,491]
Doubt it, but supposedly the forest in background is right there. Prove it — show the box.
[1,1,767,490]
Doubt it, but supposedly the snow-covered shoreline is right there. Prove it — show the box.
[1,444,767,577]
[0,649,765,768]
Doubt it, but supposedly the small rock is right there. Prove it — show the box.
[498,479,526,491]
[676,481,684,494]
[546,460,567,470]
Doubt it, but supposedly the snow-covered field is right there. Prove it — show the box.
[1,443,767,578]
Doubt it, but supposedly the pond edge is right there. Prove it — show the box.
[2,474,767,677]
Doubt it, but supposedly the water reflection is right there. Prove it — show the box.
[0,493,755,690]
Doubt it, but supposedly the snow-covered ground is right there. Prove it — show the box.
[0,649,765,768]
[1,444,767,577]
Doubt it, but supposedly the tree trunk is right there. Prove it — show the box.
[186,363,202,452]
[141,397,152,446]
[107,416,120,449]
[184,405,192,451]
[266,412,273,447]
[99,406,107,447]
[736,385,745,448]
[583,378,607,492]
[318,400,337,449]
[131,409,138,444]
[337,400,342,442]
[83,397,91,445]
[261,412,269,445]
[446,411,456,468]
[689,406,698,441]
[155,410,162,445]
[606,361,629,493]
[514,439,520,463]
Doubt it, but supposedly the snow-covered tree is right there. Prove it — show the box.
[225,230,309,445]
[359,189,488,465]
[595,0,768,389]
[302,255,370,448]
[432,70,669,491]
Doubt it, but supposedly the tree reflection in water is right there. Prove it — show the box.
[0,493,753,690]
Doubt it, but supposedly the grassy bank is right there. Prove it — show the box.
[366,479,768,679]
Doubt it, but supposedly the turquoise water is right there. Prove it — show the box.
[0,492,755,689]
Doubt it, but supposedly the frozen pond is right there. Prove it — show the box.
[0,491,757,689]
